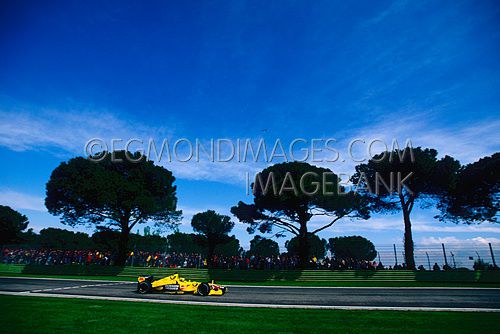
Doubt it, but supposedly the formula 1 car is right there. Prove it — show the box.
[137,273,227,296]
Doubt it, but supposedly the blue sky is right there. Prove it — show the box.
[0,1,499,263]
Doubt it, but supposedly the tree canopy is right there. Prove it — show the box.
[286,234,327,259]
[0,205,29,245]
[45,150,181,265]
[166,232,205,254]
[214,235,242,257]
[351,147,460,269]
[38,227,92,250]
[129,233,167,253]
[438,153,499,224]
[232,161,369,267]
[191,210,235,266]
[328,236,377,262]
[247,235,280,257]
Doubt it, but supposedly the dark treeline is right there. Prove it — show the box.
[14,227,164,253]
[6,226,379,265]
[1,149,498,269]
[12,228,244,256]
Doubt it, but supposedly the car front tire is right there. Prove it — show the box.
[138,281,152,294]
[197,283,211,296]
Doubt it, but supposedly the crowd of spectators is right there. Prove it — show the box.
[110,251,402,270]
[2,247,388,270]
[2,248,113,266]
[4,247,487,271]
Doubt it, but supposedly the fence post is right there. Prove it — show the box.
[489,243,497,267]
[442,243,448,267]
[426,252,431,270]
[450,252,456,268]
[393,244,398,266]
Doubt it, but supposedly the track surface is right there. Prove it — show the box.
[1,277,500,310]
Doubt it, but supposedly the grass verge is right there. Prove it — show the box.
[1,295,499,334]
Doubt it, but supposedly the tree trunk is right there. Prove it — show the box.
[401,201,416,270]
[115,228,130,266]
[298,224,309,269]
[207,242,216,268]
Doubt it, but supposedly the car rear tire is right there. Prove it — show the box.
[138,281,152,294]
[197,283,211,296]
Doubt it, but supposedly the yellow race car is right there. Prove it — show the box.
[137,273,227,296]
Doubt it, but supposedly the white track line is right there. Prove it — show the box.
[29,282,130,293]
[1,276,499,290]
[226,284,500,290]
[0,291,498,312]
[0,276,134,283]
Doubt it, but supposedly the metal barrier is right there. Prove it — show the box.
[374,242,498,270]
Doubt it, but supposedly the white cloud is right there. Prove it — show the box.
[0,108,171,153]
[0,190,46,212]
[412,222,500,234]
[306,213,500,235]
[1,106,498,187]
[347,113,499,164]
[0,108,259,186]
[419,236,500,246]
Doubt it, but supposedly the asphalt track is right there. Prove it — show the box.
[1,277,500,312]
